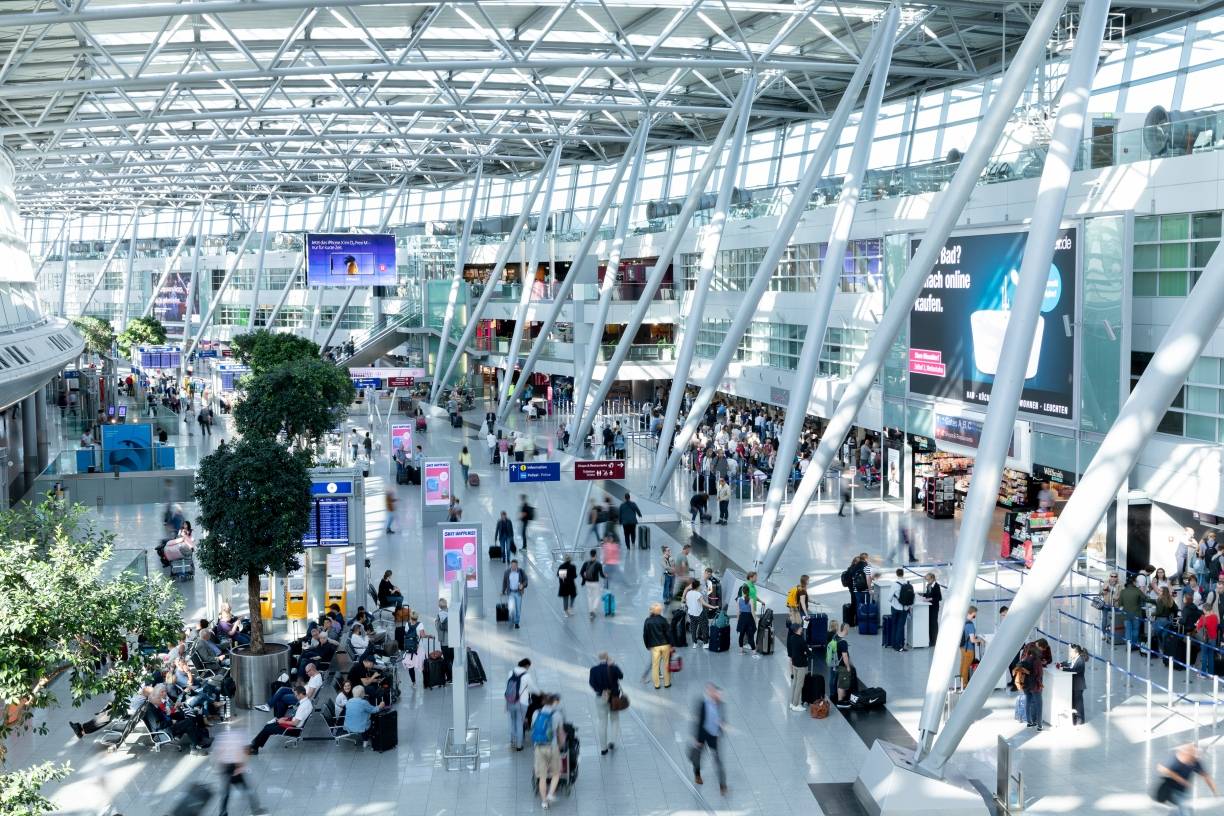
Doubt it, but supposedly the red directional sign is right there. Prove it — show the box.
[575,460,626,480]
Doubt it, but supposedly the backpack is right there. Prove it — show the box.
[852,565,869,592]
[504,672,522,706]
[899,583,915,606]
[531,709,555,745]
[840,569,852,588]
[825,636,839,665]
[525,504,536,521]
[786,586,802,609]
[220,673,236,699]
[404,623,420,655]
[707,577,721,604]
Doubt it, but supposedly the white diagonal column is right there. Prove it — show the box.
[915,0,1110,758]
[652,14,895,492]
[267,187,341,329]
[569,82,753,452]
[246,197,273,327]
[433,166,484,398]
[648,74,757,493]
[57,218,71,316]
[504,123,650,417]
[568,126,653,444]
[496,149,563,418]
[118,209,141,331]
[747,7,897,522]
[433,144,561,403]
[757,0,1070,580]
[142,205,205,319]
[79,205,142,318]
[177,209,207,384]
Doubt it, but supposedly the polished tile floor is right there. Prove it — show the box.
[16,404,1221,815]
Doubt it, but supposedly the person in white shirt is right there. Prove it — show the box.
[349,624,370,659]
[685,579,716,648]
[303,662,324,699]
[249,686,313,754]
[886,569,913,652]
[507,658,536,751]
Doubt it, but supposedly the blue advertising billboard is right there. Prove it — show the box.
[508,462,561,483]
[305,233,397,286]
[101,423,154,472]
[908,228,1077,421]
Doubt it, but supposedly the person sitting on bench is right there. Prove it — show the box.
[340,685,385,745]
[248,686,312,755]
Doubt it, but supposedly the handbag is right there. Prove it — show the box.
[1152,777,1176,804]
[608,692,630,712]
[810,700,830,719]
[668,651,683,673]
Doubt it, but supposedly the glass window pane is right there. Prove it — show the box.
[1158,410,1184,436]
[1158,269,1189,296]
[1193,212,1222,239]
[1135,216,1159,243]
[1187,385,1218,412]
[1133,271,1159,295]
[1190,356,1221,384]
[1194,240,1220,268]
[1186,414,1216,441]
[1133,244,1159,270]
[1160,243,1189,268]
[1161,213,1191,241]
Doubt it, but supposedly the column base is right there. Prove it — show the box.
[854,741,990,816]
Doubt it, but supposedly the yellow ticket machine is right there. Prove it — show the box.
[285,567,308,620]
[259,573,274,621]
[325,552,347,616]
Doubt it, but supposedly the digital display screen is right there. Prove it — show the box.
[138,347,182,370]
[305,233,397,286]
[302,496,350,547]
[441,526,479,589]
[423,460,452,506]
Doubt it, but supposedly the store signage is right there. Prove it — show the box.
[386,376,415,388]
[441,525,480,590]
[423,460,453,505]
[351,377,382,390]
[509,462,561,483]
[909,229,1077,420]
[575,460,626,480]
[1033,463,1075,486]
[933,412,1016,456]
[907,433,935,451]
[769,386,790,406]
[348,366,426,380]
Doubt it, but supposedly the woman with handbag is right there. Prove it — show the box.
[588,652,625,755]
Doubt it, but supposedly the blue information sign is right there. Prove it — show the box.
[351,377,383,390]
[508,462,561,483]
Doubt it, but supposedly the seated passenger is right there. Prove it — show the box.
[248,686,312,755]
[155,521,194,567]
[377,571,404,609]
[341,685,385,744]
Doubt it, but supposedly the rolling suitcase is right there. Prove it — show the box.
[423,655,447,689]
[802,672,826,705]
[407,465,421,485]
[638,526,650,550]
[468,473,480,487]
[857,601,879,635]
[495,603,510,623]
[451,414,463,428]
[396,467,410,485]
[489,544,503,560]
[415,416,427,432]
[708,622,730,652]
[806,612,828,648]
[670,608,688,647]
[370,709,398,751]
[602,591,616,617]
[842,601,857,628]
[466,649,487,685]
[881,614,896,648]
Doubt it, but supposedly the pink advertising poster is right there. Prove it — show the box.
[441,526,480,589]
[423,460,451,506]
[389,424,413,456]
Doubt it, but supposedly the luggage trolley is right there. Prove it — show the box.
[528,722,579,796]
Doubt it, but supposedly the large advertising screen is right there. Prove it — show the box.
[101,423,154,472]
[389,424,413,457]
[423,460,452,506]
[151,271,197,323]
[908,229,1077,420]
[441,525,480,590]
[305,233,397,286]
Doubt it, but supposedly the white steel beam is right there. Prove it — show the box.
[141,205,204,319]
[266,186,341,329]
[246,200,273,328]
[118,207,141,332]
[432,166,485,402]
[78,205,143,319]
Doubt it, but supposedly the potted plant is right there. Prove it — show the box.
[232,357,356,449]
[194,437,312,708]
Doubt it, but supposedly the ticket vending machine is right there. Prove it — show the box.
[325,552,347,616]
[259,573,274,621]
[285,567,308,621]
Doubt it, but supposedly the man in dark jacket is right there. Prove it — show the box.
[619,493,643,548]
[495,511,515,563]
[485,410,495,434]
[501,560,528,629]
[588,652,624,754]
[643,603,673,689]
[786,623,811,712]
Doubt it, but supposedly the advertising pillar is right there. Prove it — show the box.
[438,522,483,619]
[421,459,454,528]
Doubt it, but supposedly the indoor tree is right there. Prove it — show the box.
[229,329,321,376]
[0,499,184,814]
[232,357,355,447]
[194,437,312,654]
[70,316,115,357]
[115,315,167,359]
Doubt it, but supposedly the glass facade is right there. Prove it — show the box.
[1133,211,1221,296]
[678,239,881,294]
[692,319,866,380]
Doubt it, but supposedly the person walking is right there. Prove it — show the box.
[531,694,566,809]
[838,469,853,516]
[487,429,498,465]
[363,431,373,461]
[1155,743,1218,815]
[587,501,602,543]
[601,533,621,587]
[1056,643,1088,725]
[557,554,578,616]
[485,409,496,435]
[495,511,515,563]
[887,568,913,652]
[519,494,535,549]
[350,429,360,465]
[716,477,731,525]
[501,559,528,629]
[619,492,642,548]
[588,652,624,755]
[1016,643,1044,730]
[581,549,605,620]
[385,491,397,535]
[661,546,676,604]
[691,683,728,796]
[505,658,535,752]
[214,730,266,816]
[960,606,983,689]
[459,446,472,485]
[786,622,810,712]
[643,603,673,689]
[736,584,757,656]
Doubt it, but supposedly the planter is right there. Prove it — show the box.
[231,643,289,710]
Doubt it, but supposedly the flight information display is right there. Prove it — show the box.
[302,497,350,547]
[138,347,181,370]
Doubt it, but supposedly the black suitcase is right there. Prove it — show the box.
[466,649,487,685]
[843,601,858,627]
[708,623,730,653]
[802,672,826,704]
[407,465,421,485]
[396,467,410,485]
[168,782,213,815]
[423,656,447,689]
[370,709,398,751]
[638,526,650,550]
[881,614,896,648]
[495,603,510,623]
[670,608,688,648]
[489,545,503,560]
[451,414,463,428]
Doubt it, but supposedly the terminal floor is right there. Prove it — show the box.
[16,405,1220,815]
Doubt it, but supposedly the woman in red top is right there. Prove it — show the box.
[1196,603,1219,675]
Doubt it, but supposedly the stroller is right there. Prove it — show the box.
[529,722,579,796]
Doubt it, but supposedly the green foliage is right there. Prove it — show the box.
[115,316,167,359]
[230,329,320,376]
[0,500,184,747]
[70,316,115,356]
[0,763,68,815]
[233,358,355,447]
[194,438,312,653]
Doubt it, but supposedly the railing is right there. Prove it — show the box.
[334,305,421,362]
[597,343,674,362]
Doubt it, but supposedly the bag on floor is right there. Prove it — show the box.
[638,526,650,549]
[468,473,480,487]
[842,602,858,628]
[466,649,487,685]
[602,591,616,617]
[489,545,503,560]
[370,709,398,751]
[811,699,830,719]
[755,624,774,655]
[851,687,886,709]
[415,416,427,432]
[423,656,447,689]
[495,603,509,623]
